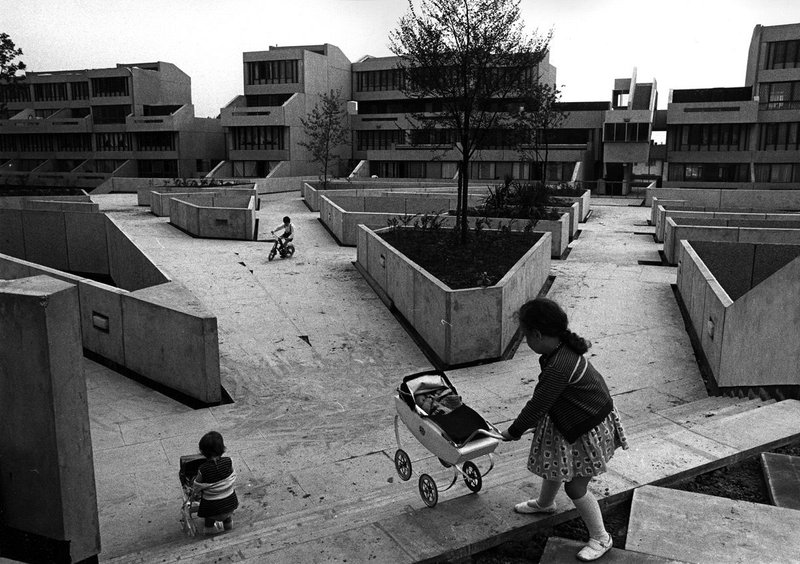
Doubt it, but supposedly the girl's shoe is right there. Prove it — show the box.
[576,534,613,561]
[513,499,557,514]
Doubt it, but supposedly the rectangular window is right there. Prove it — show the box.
[355,69,404,92]
[91,76,129,97]
[231,126,285,150]
[0,83,30,103]
[136,132,176,151]
[70,82,89,100]
[33,82,68,102]
[356,129,405,150]
[56,133,91,152]
[766,40,800,70]
[245,60,300,85]
[94,132,131,152]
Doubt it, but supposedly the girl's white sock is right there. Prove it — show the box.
[537,478,561,507]
[571,492,609,541]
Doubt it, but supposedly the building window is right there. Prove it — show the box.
[136,132,176,151]
[92,105,130,124]
[138,159,178,178]
[369,160,456,179]
[56,133,91,152]
[33,83,68,102]
[0,83,30,104]
[245,60,299,85]
[604,122,650,142]
[95,132,131,151]
[16,134,54,152]
[91,76,129,97]
[758,122,800,150]
[356,129,405,150]
[668,124,750,152]
[754,163,800,183]
[231,126,285,150]
[765,40,800,70]
[355,69,405,92]
[758,81,800,110]
[667,163,749,182]
[70,82,90,100]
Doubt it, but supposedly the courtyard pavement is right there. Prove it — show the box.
[82,190,785,562]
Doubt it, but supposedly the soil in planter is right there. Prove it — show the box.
[380,229,544,290]
[472,441,800,563]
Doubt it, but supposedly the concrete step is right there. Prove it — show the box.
[760,452,800,510]
[627,485,800,563]
[106,399,800,564]
[655,396,776,429]
[541,536,691,563]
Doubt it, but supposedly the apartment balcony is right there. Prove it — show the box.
[0,108,90,133]
[126,104,191,132]
[220,94,303,127]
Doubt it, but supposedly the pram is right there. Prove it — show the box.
[178,454,205,536]
[393,369,504,507]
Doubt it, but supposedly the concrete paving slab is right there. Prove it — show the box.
[760,452,800,510]
[541,536,691,563]
[627,485,800,563]
[688,399,800,450]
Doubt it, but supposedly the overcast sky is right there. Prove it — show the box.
[5,0,800,118]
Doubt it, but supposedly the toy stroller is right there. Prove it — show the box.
[178,454,205,536]
[393,369,504,507]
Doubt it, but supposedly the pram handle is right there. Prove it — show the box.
[479,428,534,441]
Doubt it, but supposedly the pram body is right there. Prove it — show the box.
[393,370,503,507]
[178,454,205,536]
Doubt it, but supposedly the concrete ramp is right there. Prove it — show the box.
[627,485,800,563]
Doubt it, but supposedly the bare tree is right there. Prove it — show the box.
[0,32,26,115]
[390,0,552,243]
[299,89,350,188]
[514,82,567,185]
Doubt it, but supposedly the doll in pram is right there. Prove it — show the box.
[393,370,504,507]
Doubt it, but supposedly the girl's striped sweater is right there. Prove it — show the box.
[507,344,613,443]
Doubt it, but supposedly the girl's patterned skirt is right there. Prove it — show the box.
[527,408,628,481]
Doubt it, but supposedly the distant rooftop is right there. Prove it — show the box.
[556,101,612,111]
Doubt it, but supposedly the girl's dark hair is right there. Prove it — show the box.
[283,216,291,223]
[517,297,591,354]
[199,431,226,458]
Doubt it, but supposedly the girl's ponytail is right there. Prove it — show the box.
[561,329,591,355]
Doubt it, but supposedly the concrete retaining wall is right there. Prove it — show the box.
[677,241,800,389]
[0,276,100,562]
[169,194,257,240]
[0,194,92,210]
[664,217,800,264]
[320,193,570,257]
[646,187,800,208]
[0,208,221,404]
[356,225,551,365]
[135,182,256,206]
[150,187,258,216]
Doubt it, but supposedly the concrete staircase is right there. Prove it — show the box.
[104,396,800,563]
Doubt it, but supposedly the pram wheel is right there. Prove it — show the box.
[394,449,412,481]
[462,461,482,493]
[418,474,438,508]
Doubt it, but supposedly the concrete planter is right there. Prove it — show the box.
[356,225,551,366]
[319,192,570,257]
[677,240,800,390]
[549,189,591,222]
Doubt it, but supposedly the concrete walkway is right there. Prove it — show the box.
[83,192,800,562]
